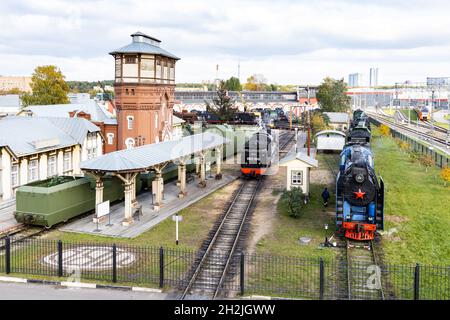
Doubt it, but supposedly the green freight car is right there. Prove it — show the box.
[14,175,139,228]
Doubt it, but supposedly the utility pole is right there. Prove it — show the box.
[307,110,311,156]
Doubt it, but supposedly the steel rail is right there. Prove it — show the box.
[180,181,251,300]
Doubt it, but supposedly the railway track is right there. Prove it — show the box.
[180,179,261,300]
[343,239,385,300]
[369,112,449,147]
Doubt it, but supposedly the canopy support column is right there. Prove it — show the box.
[114,172,139,226]
[92,174,104,223]
[153,168,164,211]
[198,152,206,188]
[178,160,187,198]
[215,146,222,179]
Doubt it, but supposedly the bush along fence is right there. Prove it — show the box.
[0,236,449,300]
[371,118,450,168]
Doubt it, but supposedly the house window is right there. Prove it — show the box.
[154,113,158,129]
[28,159,39,182]
[291,170,303,185]
[86,132,98,160]
[11,164,19,188]
[63,151,72,172]
[47,155,57,177]
[127,116,134,130]
[107,133,114,145]
[125,138,135,150]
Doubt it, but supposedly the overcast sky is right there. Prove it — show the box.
[1,0,450,85]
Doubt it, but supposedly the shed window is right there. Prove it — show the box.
[291,170,303,185]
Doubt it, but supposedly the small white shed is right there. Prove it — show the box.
[279,152,318,195]
[315,130,346,151]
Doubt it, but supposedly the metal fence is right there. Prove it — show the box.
[0,236,449,300]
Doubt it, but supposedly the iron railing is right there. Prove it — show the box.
[0,236,449,300]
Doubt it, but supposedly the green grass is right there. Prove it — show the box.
[399,109,418,121]
[371,127,450,266]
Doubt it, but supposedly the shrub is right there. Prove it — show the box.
[379,124,390,136]
[283,187,303,218]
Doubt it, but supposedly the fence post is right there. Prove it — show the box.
[57,240,63,277]
[414,263,420,300]
[112,244,117,283]
[240,252,245,296]
[159,247,164,288]
[5,236,10,274]
[319,258,324,300]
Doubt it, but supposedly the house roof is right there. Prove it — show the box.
[80,132,227,173]
[315,130,346,137]
[172,115,185,125]
[22,100,115,123]
[323,112,349,123]
[279,152,318,167]
[0,116,100,157]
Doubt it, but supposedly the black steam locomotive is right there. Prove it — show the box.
[336,110,384,241]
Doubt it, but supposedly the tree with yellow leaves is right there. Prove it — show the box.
[440,167,450,186]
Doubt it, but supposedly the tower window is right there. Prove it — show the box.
[127,116,134,130]
[125,55,137,64]
[107,133,114,145]
[125,138,135,150]
[131,89,135,95]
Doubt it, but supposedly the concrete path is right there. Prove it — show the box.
[0,281,172,300]
[61,173,239,238]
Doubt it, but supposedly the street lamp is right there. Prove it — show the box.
[324,223,329,246]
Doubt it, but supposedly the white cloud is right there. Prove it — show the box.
[1,0,450,84]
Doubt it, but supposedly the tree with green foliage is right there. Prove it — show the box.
[224,77,242,91]
[316,77,351,112]
[284,187,303,218]
[205,80,237,122]
[311,112,329,135]
[21,65,70,107]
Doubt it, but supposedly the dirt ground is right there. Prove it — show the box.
[246,171,285,255]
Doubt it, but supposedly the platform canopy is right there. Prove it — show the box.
[80,132,228,173]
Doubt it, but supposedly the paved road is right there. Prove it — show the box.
[0,282,174,300]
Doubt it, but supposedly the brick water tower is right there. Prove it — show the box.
[110,32,180,149]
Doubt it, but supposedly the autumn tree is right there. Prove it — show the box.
[205,80,237,122]
[419,155,434,172]
[311,112,329,135]
[316,77,350,112]
[244,74,269,91]
[440,167,450,186]
[21,65,70,107]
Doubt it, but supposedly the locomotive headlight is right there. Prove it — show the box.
[355,174,365,183]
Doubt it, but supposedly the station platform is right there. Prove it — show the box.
[60,173,239,238]
[0,200,21,234]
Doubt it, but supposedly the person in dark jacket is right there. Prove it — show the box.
[321,187,330,207]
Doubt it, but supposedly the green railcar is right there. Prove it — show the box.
[14,175,140,228]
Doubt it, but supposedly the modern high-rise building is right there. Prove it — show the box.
[348,73,363,87]
[369,68,379,87]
